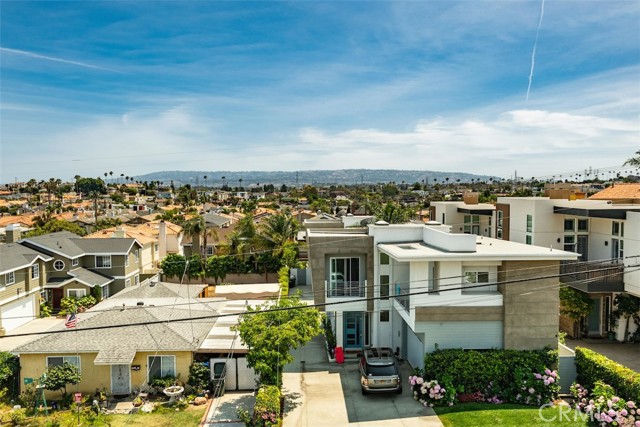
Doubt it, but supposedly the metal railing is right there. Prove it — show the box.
[394,282,410,311]
[326,280,366,298]
[560,259,624,286]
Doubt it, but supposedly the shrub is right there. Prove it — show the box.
[0,352,19,399]
[43,362,82,398]
[10,408,27,426]
[422,347,558,401]
[409,375,456,407]
[513,368,560,406]
[17,385,37,410]
[570,381,640,427]
[575,347,640,402]
[187,362,210,393]
[253,385,281,427]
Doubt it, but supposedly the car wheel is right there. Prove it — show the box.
[396,386,403,394]
[361,388,367,395]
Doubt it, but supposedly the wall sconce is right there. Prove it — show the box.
[16,287,22,296]
[557,238,561,243]
[605,241,608,246]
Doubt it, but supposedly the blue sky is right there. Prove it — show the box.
[1,1,639,182]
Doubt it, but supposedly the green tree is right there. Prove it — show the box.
[43,362,81,397]
[206,255,231,284]
[233,294,322,386]
[25,219,86,237]
[370,201,415,224]
[623,150,640,167]
[183,215,208,258]
[613,293,640,342]
[309,198,331,213]
[560,287,594,338]
[0,352,19,397]
[76,177,107,196]
[240,199,258,214]
[257,212,299,257]
[187,362,210,392]
[160,254,187,278]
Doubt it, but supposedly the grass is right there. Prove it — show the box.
[434,403,591,427]
[0,404,207,427]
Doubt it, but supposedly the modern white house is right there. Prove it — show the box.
[307,216,578,370]
[494,195,640,340]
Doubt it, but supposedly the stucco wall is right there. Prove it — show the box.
[500,260,561,350]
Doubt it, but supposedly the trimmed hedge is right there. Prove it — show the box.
[422,348,558,397]
[574,347,640,402]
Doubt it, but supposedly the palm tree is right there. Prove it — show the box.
[256,212,299,256]
[183,215,208,258]
[120,173,124,184]
[89,191,100,224]
[74,175,81,194]
[623,150,640,167]
[109,171,113,181]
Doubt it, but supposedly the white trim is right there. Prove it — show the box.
[0,254,53,276]
[31,264,40,280]
[95,255,112,269]
[0,288,42,307]
[109,269,141,280]
[5,271,15,286]
[67,288,87,298]
[53,260,65,271]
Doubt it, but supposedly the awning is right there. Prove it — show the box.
[94,348,136,365]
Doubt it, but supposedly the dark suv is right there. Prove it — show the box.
[358,347,402,394]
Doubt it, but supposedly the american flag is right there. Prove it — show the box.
[65,313,77,328]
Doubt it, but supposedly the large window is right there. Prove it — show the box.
[328,257,362,297]
[47,356,80,370]
[32,264,40,279]
[564,235,575,252]
[95,255,112,269]
[148,355,175,380]
[463,271,496,293]
[67,289,86,299]
[463,215,481,235]
[526,235,532,245]
[526,215,533,233]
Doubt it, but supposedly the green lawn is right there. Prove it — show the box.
[434,403,591,427]
[0,405,207,427]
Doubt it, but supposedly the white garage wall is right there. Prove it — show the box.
[416,321,503,352]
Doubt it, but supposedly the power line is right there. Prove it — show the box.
[4,264,638,340]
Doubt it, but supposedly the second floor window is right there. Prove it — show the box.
[31,264,40,279]
[95,255,111,268]
[463,270,497,293]
[526,215,533,233]
[5,271,15,286]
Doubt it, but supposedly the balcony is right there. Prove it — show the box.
[326,280,366,298]
[560,260,625,293]
[394,282,410,312]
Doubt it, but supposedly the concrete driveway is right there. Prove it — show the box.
[565,339,640,372]
[282,336,443,427]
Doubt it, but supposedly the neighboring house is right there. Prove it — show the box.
[85,226,159,274]
[0,228,52,334]
[429,193,495,238]
[307,217,578,370]
[14,280,275,397]
[588,183,640,204]
[494,195,640,340]
[18,231,144,309]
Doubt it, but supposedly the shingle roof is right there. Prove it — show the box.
[22,231,85,257]
[0,243,53,274]
[589,183,640,201]
[111,281,205,300]
[203,213,233,227]
[68,268,113,288]
[74,238,139,254]
[13,305,217,354]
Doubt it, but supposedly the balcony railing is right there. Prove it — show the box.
[394,282,410,312]
[560,260,624,292]
[326,280,366,298]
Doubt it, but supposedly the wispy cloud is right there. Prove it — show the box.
[0,47,115,71]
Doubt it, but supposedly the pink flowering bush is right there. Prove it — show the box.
[409,373,456,407]
[513,368,560,406]
[571,381,640,427]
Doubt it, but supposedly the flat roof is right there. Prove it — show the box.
[553,206,640,220]
[379,236,579,262]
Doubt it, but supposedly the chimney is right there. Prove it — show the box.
[463,192,479,205]
[159,220,167,259]
[6,224,22,243]
[113,227,126,238]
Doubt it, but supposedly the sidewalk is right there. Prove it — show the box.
[203,392,255,427]
[565,338,640,372]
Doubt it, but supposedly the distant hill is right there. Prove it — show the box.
[133,170,496,187]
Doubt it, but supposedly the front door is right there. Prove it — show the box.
[111,365,131,395]
[587,298,601,337]
[343,312,363,349]
[52,289,63,309]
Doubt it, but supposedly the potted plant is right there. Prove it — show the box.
[607,316,617,341]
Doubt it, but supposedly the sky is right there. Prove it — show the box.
[1,1,639,183]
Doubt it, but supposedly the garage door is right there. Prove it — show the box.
[418,321,503,352]
[1,295,36,332]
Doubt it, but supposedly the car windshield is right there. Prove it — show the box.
[365,364,397,376]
